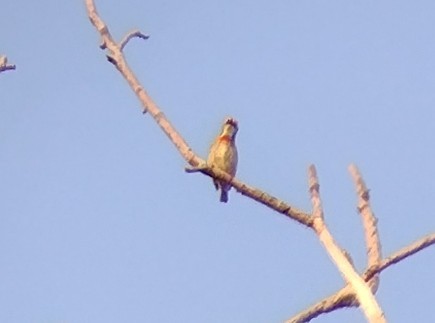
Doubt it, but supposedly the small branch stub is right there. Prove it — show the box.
[185,164,208,173]
[0,55,16,73]
[120,30,150,51]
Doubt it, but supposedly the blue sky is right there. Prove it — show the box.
[1,1,434,322]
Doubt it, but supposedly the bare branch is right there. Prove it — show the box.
[364,233,435,281]
[0,55,16,73]
[120,30,150,51]
[86,0,150,114]
[308,165,385,323]
[308,165,323,220]
[191,163,313,226]
[349,164,382,292]
[287,233,435,322]
[285,285,356,323]
[85,0,313,227]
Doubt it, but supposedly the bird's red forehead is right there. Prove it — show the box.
[224,118,238,129]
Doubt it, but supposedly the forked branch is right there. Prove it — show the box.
[287,233,435,322]
[308,166,385,323]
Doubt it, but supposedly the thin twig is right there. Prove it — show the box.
[349,164,382,292]
[364,233,435,281]
[285,285,356,323]
[120,30,150,51]
[308,165,323,220]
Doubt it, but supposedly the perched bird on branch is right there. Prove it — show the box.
[207,118,239,203]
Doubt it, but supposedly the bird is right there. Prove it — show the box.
[207,117,238,203]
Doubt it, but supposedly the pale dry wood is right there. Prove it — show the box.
[287,233,435,322]
[308,166,385,323]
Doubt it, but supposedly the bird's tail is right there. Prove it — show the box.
[220,189,228,203]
